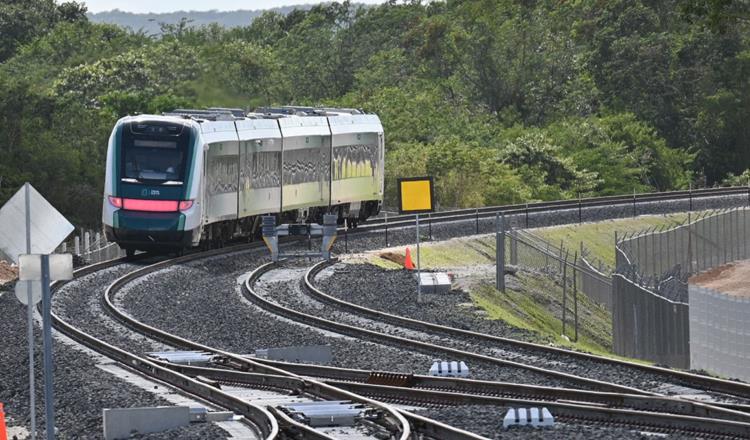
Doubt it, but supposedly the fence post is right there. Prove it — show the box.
[632,188,637,217]
[723,210,728,265]
[578,193,582,224]
[689,182,693,211]
[384,212,388,247]
[83,231,90,255]
[510,229,518,265]
[744,208,747,260]
[525,203,529,228]
[559,240,564,273]
[687,212,693,274]
[496,214,505,293]
[573,251,578,342]
[428,212,432,240]
[658,226,664,276]
[74,236,80,256]
[475,208,479,234]
[562,250,568,338]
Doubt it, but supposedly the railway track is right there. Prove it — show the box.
[37,185,750,438]
[243,260,750,437]
[359,185,750,231]
[303,260,750,401]
[48,247,484,439]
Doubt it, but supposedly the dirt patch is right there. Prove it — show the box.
[690,260,750,298]
[0,260,17,286]
[379,251,406,266]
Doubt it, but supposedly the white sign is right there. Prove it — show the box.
[15,281,42,306]
[0,184,74,263]
[19,254,73,281]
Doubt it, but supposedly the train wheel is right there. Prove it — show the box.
[125,248,135,259]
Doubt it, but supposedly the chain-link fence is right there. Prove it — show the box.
[613,207,750,368]
[496,221,613,342]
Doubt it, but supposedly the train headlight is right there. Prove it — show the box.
[179,200,194,211]
[108,196,123,208]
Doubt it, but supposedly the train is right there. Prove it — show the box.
[102,106,384,256]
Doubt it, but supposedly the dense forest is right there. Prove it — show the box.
[0,0,749,227]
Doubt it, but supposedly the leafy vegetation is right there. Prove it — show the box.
[1,0,749,226]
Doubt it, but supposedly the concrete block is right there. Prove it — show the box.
[103,406,190,439]
[503,407,554,428]
[418,272,452,294]
[428,360,469,378]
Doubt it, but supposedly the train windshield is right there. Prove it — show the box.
[122,123,189,183]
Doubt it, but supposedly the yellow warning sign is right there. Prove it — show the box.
[398,177,434,214]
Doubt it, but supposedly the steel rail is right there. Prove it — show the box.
[159,362,750,438]
[361,186,750,228]
[99,256,416,440]
[161,360,750,423]
[156,363,488,439]
[45,255,280,439]
[245,263,651,395]
[303,261,750,400]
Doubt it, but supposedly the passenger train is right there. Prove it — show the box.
[102,106,384,256]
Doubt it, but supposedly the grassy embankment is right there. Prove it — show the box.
[362,213,692,357]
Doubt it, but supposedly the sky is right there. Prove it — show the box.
[80,0,389,13]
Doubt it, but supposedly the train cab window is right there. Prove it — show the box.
[122,123,189,183]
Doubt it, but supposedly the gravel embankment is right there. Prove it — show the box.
[311,263,734,398]
[0,281,228,439]
[253,262,575,387]
[119,250,444,375]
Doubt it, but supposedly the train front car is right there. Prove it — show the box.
[102,116,203,256]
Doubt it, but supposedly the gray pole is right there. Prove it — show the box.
[25,183,37,440]
[41,254,55,440]
[562,251,568,337]
[416,214,421,304]
[496,214,506,293]
[573,251,578,342]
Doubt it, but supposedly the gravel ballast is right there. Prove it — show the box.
[0,281,229,439]
[311,263,714,396]
[5,191,749,439]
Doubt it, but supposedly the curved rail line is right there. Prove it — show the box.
[304,261,750,401]
[359,186,750,230]
[46,253,283,439]
[214,359,750,420]
[156,363,750,439]
[94,251,489,439]
[38,186,750,438]
[243,261,750,437]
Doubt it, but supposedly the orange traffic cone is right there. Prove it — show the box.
[0,402,7,440]
[404,247,415,270]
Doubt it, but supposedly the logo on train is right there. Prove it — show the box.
[141,188,160,197]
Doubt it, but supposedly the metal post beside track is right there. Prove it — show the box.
[416,214,422,303]
[573,251,578,342]
[562,250,568,338]
[384,212,388,247]
[41,254,55,440]
[428,212,432,240]
[496,214,505,293]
